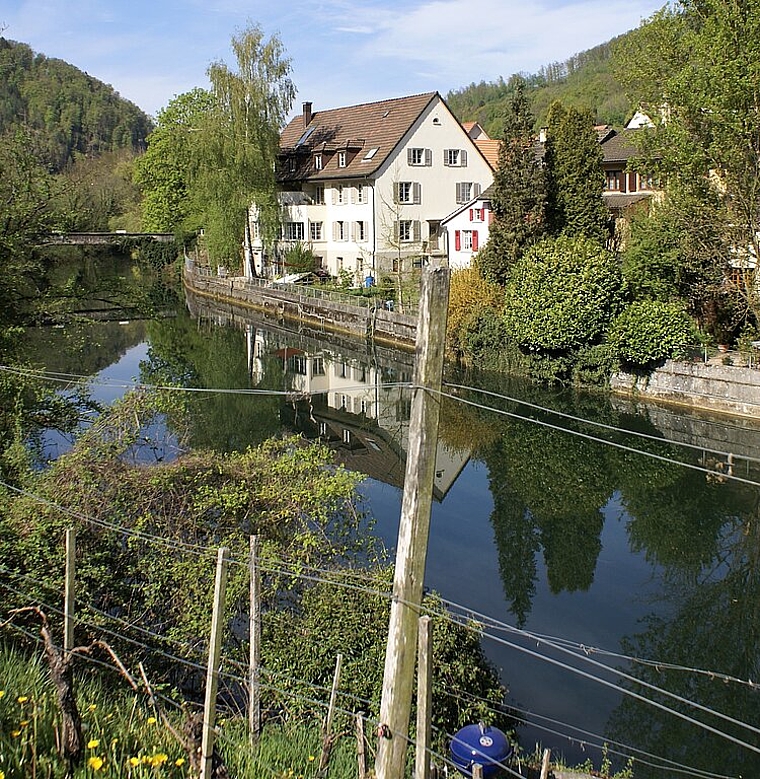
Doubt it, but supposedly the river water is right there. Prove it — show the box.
[20,255,760,778]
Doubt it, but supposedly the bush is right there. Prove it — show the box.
[572,342,619,385]
[503,235,625,352]
[607,300,701,367]
[447,265,504,357]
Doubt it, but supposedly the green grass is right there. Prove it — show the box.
[0,643,357,778]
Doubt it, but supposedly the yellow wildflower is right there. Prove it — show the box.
[147,715,157,725]
[175,757,186,766]
[11,729,21,738]
[128,757,140,767]
[88,738,100,749]
[0,689,5,698]
[88,703,97,712]
[308,755,316,762]
[88,755,105,771]
[20,720,30,727]
[17,695,28,704]
[148,753,168,767]
[1,769,5,779]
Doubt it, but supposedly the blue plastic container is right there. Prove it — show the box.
[449,723,512,778]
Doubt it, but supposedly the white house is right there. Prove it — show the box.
[440,185,494,269]
[247,92,493,282]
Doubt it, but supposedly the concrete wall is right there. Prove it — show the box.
[610,360,760,420]
[184,266,417,351]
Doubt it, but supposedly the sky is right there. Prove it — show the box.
[3,0,665,121]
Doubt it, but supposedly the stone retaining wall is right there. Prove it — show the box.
[183,267,417,351]
[610,360,760,420]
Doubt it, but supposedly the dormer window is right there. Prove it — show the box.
[338,151,347,168]
[315,153,323,170]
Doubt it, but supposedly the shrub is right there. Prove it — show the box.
[447,265,504,357]
[607,299,701,367]
[503,235,625,352]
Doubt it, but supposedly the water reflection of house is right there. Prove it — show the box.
[266,343,469,499]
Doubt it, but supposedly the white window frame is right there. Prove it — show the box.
[283,222,305,241]
[315,153,323,170]
[338,151,347,168]
[310,221,323,241]
[314,185,325,204]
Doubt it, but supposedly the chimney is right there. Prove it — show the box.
[303,101,313,130]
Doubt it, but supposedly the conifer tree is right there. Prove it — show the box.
[544,101,609,243]
[480,79,546,285]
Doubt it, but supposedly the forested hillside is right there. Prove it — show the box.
[0,37,153,171]
[447,36,632,137]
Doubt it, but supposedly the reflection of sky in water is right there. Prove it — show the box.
[41,341,178,464]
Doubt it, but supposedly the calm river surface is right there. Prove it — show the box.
[21,255,760,778]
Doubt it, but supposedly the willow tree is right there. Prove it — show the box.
[194,24,295,267]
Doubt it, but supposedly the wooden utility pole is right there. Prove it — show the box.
[249,535,261,744]
[64,528,76,653]
[375,266,450,779]
[200,547,229,779]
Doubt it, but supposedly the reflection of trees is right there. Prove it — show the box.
[141,309,283,450]
[607,493,760,779]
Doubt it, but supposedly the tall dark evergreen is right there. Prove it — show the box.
[479,80,546,286]
[544,100,609,242]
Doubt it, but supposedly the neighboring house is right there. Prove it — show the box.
[441,185,493,269]
[247,93,493,281]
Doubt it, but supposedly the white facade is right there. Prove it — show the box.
[248,93,493,283]
[441,190,493,270]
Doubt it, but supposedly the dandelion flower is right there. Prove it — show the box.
[88,738,100,749]
[148,753,168,767]
[0,769,5,779]
[128,757,140,767]
[17,695,28,704]
[88,755,105,771]
[308,755,316,762]
[88,703,97,712]
[0,689,5,699]
[147,715,157,725]
[175,758,185,766]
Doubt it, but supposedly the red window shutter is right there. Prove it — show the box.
[488,211,494,224]
[469,209,474,221]
[455,230,461,251]
[472,231,479,251]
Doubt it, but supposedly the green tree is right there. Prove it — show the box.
[193,24,295,267]
[479,79,546,285]
[503,234,625,353]
[613,0,760,328]
[133,88,213,235]
[544,101,609,242]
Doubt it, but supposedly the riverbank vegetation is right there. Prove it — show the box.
[449,0,759,384]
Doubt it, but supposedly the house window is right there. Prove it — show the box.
[310,221,323,241]
[315,153,323,170]
[397,220,421,243]
[445,149,467,167]
[334,221,347,241]
[312,357,325,376]
[395,182,421,204]
[454,229,479,252]
[363,147,378,161]
[288,355,307,374]
[343,429,351,444]
[283,222,305,240]
[355,184,365,203]
[456,182,481,203]
[338,151,347,168]
[408,148,431,166]
[289,157,296,172]
[354,221,366,241]
[335,184,344,204]
[319,421,328,436]
[314,185,325,204]
[605,171,622,191]
[470,207,484,222]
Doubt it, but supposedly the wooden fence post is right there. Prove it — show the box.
[200,547,229,779]
[540,748,551,779]
[356,713,367,779]
[249,535,261,745]
[64,528,76,653]
[319,653,343,772]
[415,616,433,779]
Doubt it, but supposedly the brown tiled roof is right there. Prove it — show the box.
[474,138,500,169]
[278,92,439,182]
[601,129,642,164]
[603,191,652,209]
